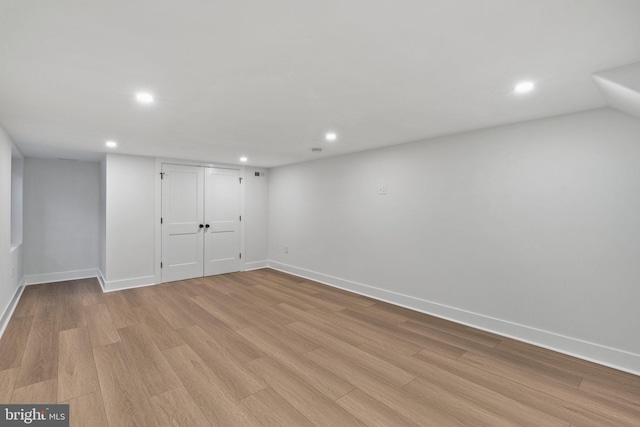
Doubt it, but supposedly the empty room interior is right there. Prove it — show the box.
[1,1,640,426]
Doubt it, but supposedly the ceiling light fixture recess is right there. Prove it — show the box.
[136,92,154,103]
[105,140,118,148]
[514,81,535,94]
[325,132,337,142]
[240,156,248,162]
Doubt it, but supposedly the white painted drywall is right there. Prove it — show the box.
[244,168,269,268]
[104,154,156,289]
[268,108,640,373]
[0,126,20,324]
[10,156,23,248]
[23,158,100,283]
[98,157,106,283]
[9,149,24,292]
[102,155,270,290]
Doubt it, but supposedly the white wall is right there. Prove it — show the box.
[268,108,640,374]
[9,148,24,293]
[98,158,106,283]
[23,158,100,284]
[0,126,22,331]
[102,155,270,290]
[104,154,156,290]
[243,167,269,268]
[10,156,23,248]
[10,152,24,293]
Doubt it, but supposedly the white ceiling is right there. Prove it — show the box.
[1,1,640,167]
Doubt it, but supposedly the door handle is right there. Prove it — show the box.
[205,224,210,229]
[199,224,204,229]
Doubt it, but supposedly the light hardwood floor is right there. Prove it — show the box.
[1,269,639,426]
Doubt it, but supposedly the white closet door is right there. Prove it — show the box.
[204,167,241,276]
[161,164,205,282]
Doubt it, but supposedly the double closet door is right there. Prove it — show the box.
[161,164,241,282]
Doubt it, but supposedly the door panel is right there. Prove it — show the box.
[204,167,241,276]
[168,234,200,265]
[161,164,204,282]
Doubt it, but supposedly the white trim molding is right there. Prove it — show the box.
[268,261,640,377]
[97,269,106,292]
[103,275,158,292]
[243,261,269,271]
[0,281,25,340]
[23,268,100,286]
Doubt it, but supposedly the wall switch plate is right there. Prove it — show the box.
[284,246,289,254]
[378,184,387,195]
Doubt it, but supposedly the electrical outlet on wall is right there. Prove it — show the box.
[378,184,387,195]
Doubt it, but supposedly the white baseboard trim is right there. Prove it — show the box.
[97,269,106,292]
[244,261,269,271]
[0,282,25,340]
[268,261,640,377]
[24,269,100,286]
[103,275,158,292]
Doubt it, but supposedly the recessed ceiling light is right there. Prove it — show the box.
[105,140,118,148]
[514,81,535,94]
[240,156,248,162]
[325,132,337,142]
[136,92,154,104]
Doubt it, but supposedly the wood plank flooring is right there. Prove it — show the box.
[0,269,638,426]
